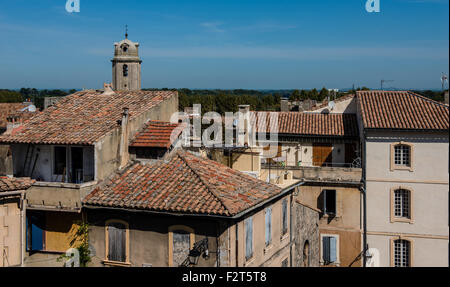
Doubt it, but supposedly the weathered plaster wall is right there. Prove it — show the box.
[86,209,224,267]
[0,197,22,267]
[292,199,320,267]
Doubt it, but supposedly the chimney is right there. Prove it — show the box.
[238,105,250,147]
[119,107,130,169]
[445,91,449,105]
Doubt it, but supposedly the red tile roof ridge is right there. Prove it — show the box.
[175,150,233,216]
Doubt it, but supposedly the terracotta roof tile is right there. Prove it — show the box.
[83,150,282,217]
[251,112,359,138]
[0,103,32,128]
[357,91,449,130]
[0,90,177,145]
[130,121,185,149]
[0,177,35,192]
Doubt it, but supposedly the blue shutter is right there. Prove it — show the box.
[329,237,337,263]
[265,208,272,246]
[245,217,253,260]
[323,237,330,263]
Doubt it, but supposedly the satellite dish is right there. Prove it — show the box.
[328,101,335,111]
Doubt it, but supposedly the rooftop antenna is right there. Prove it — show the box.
[381,79,394,90]
[125,25,128,39]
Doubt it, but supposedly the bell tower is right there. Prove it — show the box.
[112,28,142,91]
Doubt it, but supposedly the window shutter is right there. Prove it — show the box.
[108,223,126,262]
[323,236,330,263]
[329,237,337,263]
[245,217,253,260]
[282,199,288,235]
[265,208,272,246]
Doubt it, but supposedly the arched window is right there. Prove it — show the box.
[393,239,411,267]
[303,241,310,267]
[123,64,128,77]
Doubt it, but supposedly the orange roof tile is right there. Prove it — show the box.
[130,121,185,149]
[357,91,449,130]
[251,112,359,138]
[83,150,282,217]
[0,177,35,192]
[0,90,177,145]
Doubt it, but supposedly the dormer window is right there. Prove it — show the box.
[123,64,128,77]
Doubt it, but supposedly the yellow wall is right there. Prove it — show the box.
[45,212,82,252]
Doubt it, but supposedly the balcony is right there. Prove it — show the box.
[25,180,97,212]
[261,163,362,184]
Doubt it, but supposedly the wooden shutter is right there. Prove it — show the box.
[329,237,337,263]
[313,144,333,167]
[323,236,331,263]
[245,217,253,260]
[108,223,126,262]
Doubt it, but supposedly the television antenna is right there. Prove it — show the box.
[381,79,394,90]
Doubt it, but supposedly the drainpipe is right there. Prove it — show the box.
[119,108,130,170]
[361,130,368,267]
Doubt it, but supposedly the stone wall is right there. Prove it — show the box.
[291,199,320,267]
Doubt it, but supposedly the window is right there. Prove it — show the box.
[245,217,253,260]
[394,145,410,166]
[322,236,338,265]
[168,226,195,267]
[391,142,414,171]
[105,220,129,265]
[303,241,310,267]
[391,187,414,223]
[265,207,272,246]
[123,64,128,77]
[318,190,337,216]
[394,189,410,219]
[282,199,288,235]
[393,239,411,267]
[54,146,66,175]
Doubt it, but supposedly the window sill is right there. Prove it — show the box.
[391,166,414,172]
[264,244,274,255]
[244,257,256,267]
[103,260,131,267]
[391,217,414,224]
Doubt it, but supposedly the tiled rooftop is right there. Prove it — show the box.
[0,177,35,192]
[0,103,31,128]
[357,91,449,130]
[251,112,359,138]
[83,150,282,217]
[130,121,185,149]
[0,90,177,145]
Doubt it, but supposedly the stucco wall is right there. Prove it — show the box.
[233,194,292,267]
[365,130,449,267]
[0,196,22,267]
[86,209,224,267]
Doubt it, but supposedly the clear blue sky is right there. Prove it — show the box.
[0,0,448,90]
